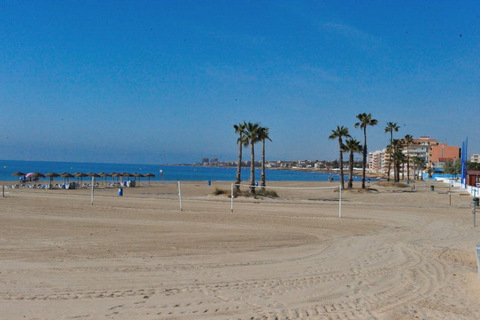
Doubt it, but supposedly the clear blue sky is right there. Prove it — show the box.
[1,1,479,164]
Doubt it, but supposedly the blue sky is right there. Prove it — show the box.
[1,0,479,164]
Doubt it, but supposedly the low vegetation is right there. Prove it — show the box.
[212,187,278,199]
[374,181,410,188]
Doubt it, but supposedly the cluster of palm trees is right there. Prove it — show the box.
[329,113,377,190]
[233,122,271,195]
[384,122,423,182]
[330,114,427,189]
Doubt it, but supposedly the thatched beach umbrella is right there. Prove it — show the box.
[87,172,100,178]
[133,173,144,180]
[59,172,73,182]
[111,172,120,184]
[11,171,26,177]
[73,172,87,184]
[133,173,144,185]
[97,172,107,185]
[45,172,59,188]
[25,172,45,182]
[11,171,26,183]
[87,172,100,182]
[144,173,155,185]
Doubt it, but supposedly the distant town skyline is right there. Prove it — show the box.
[1,1,479,164]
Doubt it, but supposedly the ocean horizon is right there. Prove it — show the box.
[0,159,362,183]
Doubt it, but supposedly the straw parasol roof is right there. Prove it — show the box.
[45,172,59,187]
[73,172,87,183]
[26,172,45,181]
[11,171,26,177]
[144,173,155,185]
[59,172,73,181]
[87,172,100,178]
[45,172,59,178]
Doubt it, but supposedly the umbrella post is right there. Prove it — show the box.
[2,185,4,198]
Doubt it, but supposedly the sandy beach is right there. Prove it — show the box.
[1,180,480,319]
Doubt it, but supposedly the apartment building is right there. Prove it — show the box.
[368,149,386,173]
[471,154,480,163]
[404,136,438,165]
[430,143,461,171]
[368,136,461,176]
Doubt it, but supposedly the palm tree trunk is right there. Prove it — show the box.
[249,143,255,195]
[396,162,401,182]
[387,132,393,181]
[261,138,266,189]
[393,155,397,182]
[234,142,242,194]
[387,160,392,181]
[407,152,410,181]
[362,128,367,189]
[348,151,354,189]
[339,139,345,190]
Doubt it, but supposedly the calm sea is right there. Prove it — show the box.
[0,160,364,183]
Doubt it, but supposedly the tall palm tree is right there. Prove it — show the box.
[233,122,248,194]
[244,122,261,194]
[355,113,378,188]
[258,126,272,189]
[328,126,350,189]
[342,138,363,189]
[412,156,425,180]
[403,134,414,181]
[391,139,405,182]
[384,122,400,181]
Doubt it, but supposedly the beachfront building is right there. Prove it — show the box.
[404,136,437,165]
[368,136,461,177]
[471,154,480,163]
[466,171,480,187]
[429,143,461,172]
[368,149,386,173]
[402,136,461,175]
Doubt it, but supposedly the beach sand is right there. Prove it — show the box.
[1,180,480,319]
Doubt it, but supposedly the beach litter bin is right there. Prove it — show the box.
[430,185,434,192]
[474,198,479,207]
[118,187,123,196]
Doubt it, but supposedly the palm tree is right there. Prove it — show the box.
[244,122,261,194]
[403,134,414,181]
[412,156,425,180]
[342,138,363,189]
[258,126,272,189]
[384,122,400,181]
[355,113,378,188]
[328,126,350,189]
[391,139,405,182]
[233,122,248,194]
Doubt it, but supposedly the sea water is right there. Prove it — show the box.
[0,159,359,183]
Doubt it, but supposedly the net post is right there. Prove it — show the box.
[338,185,342,219]
[231,183,234,213]
[178,181,183,211]
[91,177,95,205]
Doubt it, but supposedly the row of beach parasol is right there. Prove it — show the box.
[11,171,156,185]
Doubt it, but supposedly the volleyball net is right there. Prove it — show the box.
[229,183,342,217]
[155,181,183,211]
